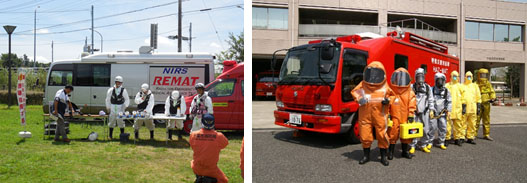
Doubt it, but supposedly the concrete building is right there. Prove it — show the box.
[252,0,527,99]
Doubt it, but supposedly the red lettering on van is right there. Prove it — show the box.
[182,77,190,86]
[191,77,199,86]
[153,77,162,85]
[162,77,170,85]
[170,77,182,85]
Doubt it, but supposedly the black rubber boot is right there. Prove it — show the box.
[461,139,465,144]
[455,139,462,146]
[445,139,450,147]
[134,131,139,139]
[467,139,476,145]
[359,148,370,165]
[150,130,154,140]
[120,128,124,134]
[168,130,173,140]
[388,144,395,160]
[178,130,183,140]
[109,128,114,139]
[401,143,413,159]
[380,148,389,166]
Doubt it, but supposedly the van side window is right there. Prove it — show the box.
[48,64,73,86]
[420,64,428,74]
[74,64,111,86]
[206,79,236,97]
[241,80,244,96]
[92,64,111,86]
[394,54,408,70]
[342,49,368,102]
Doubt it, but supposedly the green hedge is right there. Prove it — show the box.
[0,91,43,105]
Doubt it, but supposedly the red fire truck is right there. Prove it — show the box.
[183,62,244,133]
[273,31,459,143]
[255,70,279,98]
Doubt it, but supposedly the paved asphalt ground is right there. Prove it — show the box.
[252,101,527,182]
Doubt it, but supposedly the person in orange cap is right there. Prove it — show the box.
[190,114,229,183]
[387,67,417,160]
[351,61,393,166]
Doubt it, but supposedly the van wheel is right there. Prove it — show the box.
[153,106,165,125]
[345,119,361,144]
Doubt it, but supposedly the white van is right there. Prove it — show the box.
[43,50,215,115]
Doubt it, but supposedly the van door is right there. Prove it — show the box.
[205,78,236,129]
[231,79,244,130]
[45,64,73,113]
[73,64,93,113]
[90,64,111,113]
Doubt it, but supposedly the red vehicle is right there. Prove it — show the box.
[255,71,279,98]
[273,31,459,143]
[183,62,244,133]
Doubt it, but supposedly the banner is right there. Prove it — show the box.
[149,66,206,101]
[16,69,27,126]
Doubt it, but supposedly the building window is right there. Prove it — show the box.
[394,54,408,70]
[465,22,479,40]
[510,25,522,42]
[252,7,288,30]
[479,23,494,41]
[465,21,523,42]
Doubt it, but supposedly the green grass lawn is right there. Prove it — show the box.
[0,105,243,183]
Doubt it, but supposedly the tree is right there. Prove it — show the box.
[216,32,244,62]
[22,54,30,67]
[1,53,22,68]
[505,65,520,97]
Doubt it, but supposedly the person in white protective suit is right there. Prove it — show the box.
[164,90,187,140]
[190,83,213,132]
[105,76,130,139]
[134,83,155,140]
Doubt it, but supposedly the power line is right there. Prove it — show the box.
[14,0,183,34]
[0,9,89,13]
[12,4,242,35]
[201,0,225,50]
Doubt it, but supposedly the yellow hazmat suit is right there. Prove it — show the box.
[476,68,496,140]
[463,71,481,142]
[445,71,465,144]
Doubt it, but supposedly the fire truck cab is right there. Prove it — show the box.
[274,31,459,143]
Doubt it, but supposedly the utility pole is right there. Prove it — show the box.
[189,22,192,52]
[178,0,182,52]
[33,7,37,67]
[91,5,94,54]
[51,41,54,63]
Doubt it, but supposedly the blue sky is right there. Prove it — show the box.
[0,0,243,63]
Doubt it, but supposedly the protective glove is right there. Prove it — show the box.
[477,103,481,115]
[429,110,435,119]
[408,116,414,123]
[489,98,496,103]
[388,115,393,128]
[382,97,390,105]
[359,98,368,106]
[462,104,466,115]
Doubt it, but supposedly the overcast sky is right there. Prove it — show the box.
[0,0,243,63]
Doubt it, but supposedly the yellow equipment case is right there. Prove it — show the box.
[400,122,423,139]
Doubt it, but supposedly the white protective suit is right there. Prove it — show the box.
[105,86,130,128]
[164,93,187,130]
[134,90,155,131]
[190,92,213,132]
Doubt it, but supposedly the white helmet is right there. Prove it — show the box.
[88,132,98,141]
[195,83,205,89]
[171,91,180,99]
[115,76,123,83]
[141,83,149,92]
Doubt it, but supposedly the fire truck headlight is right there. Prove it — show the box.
[276,101,284,108]
[315,104,332,112]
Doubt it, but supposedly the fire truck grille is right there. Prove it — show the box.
[285,103,313,110]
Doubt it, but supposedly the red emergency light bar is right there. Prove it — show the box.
[403,32,448,54]
[308,35,362,44]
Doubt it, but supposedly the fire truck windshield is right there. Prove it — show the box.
[279,44,341,85]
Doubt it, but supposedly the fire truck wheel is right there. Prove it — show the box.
[345,120,361,144]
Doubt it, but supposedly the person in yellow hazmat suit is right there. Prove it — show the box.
[463,71,481,144]
[476,68,496,141]
[445,71,466,146]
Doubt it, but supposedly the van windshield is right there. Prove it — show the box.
[279,43,341,85]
